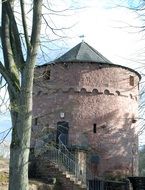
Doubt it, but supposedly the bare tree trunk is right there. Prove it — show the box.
[9,65,33,190]
[0,0,43,189]
[8,36,43,189]
[9,108,31,190]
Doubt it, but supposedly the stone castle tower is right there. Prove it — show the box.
[31,41,141,179]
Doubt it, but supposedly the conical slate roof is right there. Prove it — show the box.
[38,41,141,79]
[55,41,112,64]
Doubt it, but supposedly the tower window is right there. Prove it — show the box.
[129,75,134,86]
[132,116,137,123]
[93,123,97,133]
[30,148,34,154]
[34,118,38,125]
[43,70,50,80]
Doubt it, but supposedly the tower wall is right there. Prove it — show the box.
[32,62,140,177]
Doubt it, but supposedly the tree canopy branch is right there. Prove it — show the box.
[1,1,21,90]
[20,0,31,53]
[4,1,25,70]
[30,0,43,59]
[0,63,20,98]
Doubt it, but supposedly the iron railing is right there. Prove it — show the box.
[58,133,98,188]
[34,133,87,186]
[34,132,97,189]
[58,134,86,184]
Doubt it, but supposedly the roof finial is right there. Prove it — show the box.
[79,35,85,42]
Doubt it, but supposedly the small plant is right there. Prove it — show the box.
[53,178,63,190]
[104,171,125,181]
[0,172,9,183]
[0,155,4,160]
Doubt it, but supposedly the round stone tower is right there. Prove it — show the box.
[32,41,141,178]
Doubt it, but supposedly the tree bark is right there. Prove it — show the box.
[8,57,38,190]
[8,60,33,189]
[0,0,43,190]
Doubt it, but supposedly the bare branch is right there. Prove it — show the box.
[30,0,43,57]
[0,128,12,145]
[0,63,19,98]
[1,1,20,91]
[20,0,31,52]
[4,1,25,70]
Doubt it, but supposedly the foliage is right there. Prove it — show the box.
[104,171,126,181]
[139,145,145,176]
[53,178,63,190]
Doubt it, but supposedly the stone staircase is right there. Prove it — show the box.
[33,133,89,189]
[35,155,87,190]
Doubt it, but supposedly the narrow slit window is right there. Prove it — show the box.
[129,75,134,86]
[35,118,38,125]
[93,123,97,133]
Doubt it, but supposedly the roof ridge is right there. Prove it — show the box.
[85,42,112,63]
[37,41,141,80]
[75,42,83,59]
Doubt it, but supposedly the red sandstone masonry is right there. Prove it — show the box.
[32,62,140,178]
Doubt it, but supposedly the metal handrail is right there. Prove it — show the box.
[58,134,87,184]
[34,131,56,156]
[46,146,79,177]
[58,134,77,161]
[58,133,96,188]
[34,132,95,188]
[59,134,98,186]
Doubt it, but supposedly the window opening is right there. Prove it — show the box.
[93,123,97,133]
[56,121,69,145]
[132,116,137,123]
[43,70,50,80]
[129,76,134,86]
[35,118,38,125]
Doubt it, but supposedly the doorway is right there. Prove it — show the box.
[56,121,69,146]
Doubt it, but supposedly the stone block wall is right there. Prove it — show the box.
[32,62,140,178]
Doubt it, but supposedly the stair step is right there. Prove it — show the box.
[35,152,87,190]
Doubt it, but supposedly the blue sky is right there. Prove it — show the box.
[0,112,11,142]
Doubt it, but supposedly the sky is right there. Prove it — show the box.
[0,0,145,146]
[40,0,145,70]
